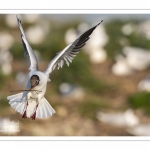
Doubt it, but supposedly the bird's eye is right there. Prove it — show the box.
[36,80,39,83]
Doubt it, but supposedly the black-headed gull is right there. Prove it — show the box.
[7,15,103,120]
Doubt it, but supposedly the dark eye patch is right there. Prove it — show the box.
[30,75,40,81]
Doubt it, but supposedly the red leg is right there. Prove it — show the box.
[22,101,28,119]
[22,110,27,119]
[31,103,39,120]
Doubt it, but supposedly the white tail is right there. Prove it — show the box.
[7,93,56,119]
[7,93,26,115]
[36,97,56,118]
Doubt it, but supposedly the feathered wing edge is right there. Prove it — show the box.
[44,20,103,75]
[16,15,38,71]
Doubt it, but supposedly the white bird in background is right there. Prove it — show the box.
[7,15,103,120]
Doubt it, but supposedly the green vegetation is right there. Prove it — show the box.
[0,95,9,109]
[104,20,125,59]
[128,91,150,115]
[11,42,24,60]
[0,72,5,88]
[78,97,108,120]
[50,51,110,94]
[104,19,150,60]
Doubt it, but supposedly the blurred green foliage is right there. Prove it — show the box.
[128,32,150,49]
[78,97,108,120]
[128,91,150,115]
[104,19,150,60]
[0,70,14,89]
[0,72,5,88]
[11,42,24,60]
[0,95,9,109]
[50,52,110,94]
[104,20,125,59]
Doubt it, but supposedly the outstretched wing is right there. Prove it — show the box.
[44,20,103,75]
[16,15,38,71]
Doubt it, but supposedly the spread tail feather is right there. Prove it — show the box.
[7,92,26,115]
[36,97,56,118]
[7,93,56,119]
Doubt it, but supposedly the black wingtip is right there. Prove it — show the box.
[97,20,103,26]
[16,15,21,25]
[16,15,19,21]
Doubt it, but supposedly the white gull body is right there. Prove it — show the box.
[7,15,102,119]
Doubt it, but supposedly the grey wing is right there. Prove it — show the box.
[22,36,30,62]
[44,20,103,75]
[16,15,38,71]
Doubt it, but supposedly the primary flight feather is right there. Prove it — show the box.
[7,15,103,120]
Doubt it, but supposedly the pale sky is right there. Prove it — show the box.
[44,14,150,23]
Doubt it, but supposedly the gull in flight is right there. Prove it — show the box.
[7,15,103,120]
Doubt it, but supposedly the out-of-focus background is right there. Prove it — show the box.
[1,14,150,136]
